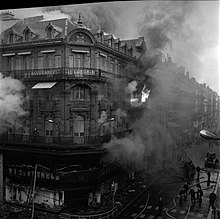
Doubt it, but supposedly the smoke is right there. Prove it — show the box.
[0,73,26,132]
[135,1,219,92]
[42,3,120,33]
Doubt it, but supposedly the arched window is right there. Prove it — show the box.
[47,27,53,39]
[24,29,30,41]
[71,85,91,101]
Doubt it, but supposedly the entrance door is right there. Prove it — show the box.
[73,115,85,144]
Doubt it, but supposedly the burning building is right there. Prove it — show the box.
[0,12,147,216]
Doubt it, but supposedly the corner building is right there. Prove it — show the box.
[0,14,146,214]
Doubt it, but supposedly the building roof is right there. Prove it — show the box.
[1,17,77,43]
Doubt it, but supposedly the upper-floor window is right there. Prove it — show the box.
[24,30,30,42]
[55,55,61,68]
[47,27,53,39]
[110,58,115,73]
[45,53,53,68]
[71,85,91,101]
[74,53,84,68]
[9,33,14,43]
[7,56,14,70]
[73,52,90,68]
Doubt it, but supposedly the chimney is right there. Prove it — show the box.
[0,11,16,21]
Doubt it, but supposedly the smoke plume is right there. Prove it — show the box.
[0,73,26,132]
[42,3,120,33]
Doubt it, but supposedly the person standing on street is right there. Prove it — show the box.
[189,188,196,204]
[196,183,201,199]
[209,192,216,208]
[183,182,189,198]
[207,171,211,187]
[158,196,163,216]
[197,188,203,206]
[196,166,201,181]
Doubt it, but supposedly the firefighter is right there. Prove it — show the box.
[207,171,211,187]
[189,188,196,204]
[179,189,185,204]
[196,166,201,181]
[183,182,189,198]
[158,196,163,216]
[197,188,203,206]
[209,192,216,208]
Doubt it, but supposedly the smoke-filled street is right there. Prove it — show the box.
[117,142,220,219]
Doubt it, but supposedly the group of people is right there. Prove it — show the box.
[179,182,203,205]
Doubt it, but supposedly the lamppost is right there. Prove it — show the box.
[98,117,115,137]
[200,129,220,141]
[48,119,61,143]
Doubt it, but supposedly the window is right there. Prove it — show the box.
[75,86,85,100]
[15,58,21,70]
[100,55,107,71]
[74,115,85,137]
[23,56,30,70]
[46,53,53,68]
[7,56,14,70]
[110,58,115,73]
[9,33,14,43]
[31,57,35,69]
[74,53,84,68]
[38,57,43,69]
[24,30,30,41]
[69,55,73,68]
[72,85,90,100]
[55,55,61,68]
[47,27,53,39]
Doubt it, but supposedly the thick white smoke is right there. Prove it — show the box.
[0,73,26,132]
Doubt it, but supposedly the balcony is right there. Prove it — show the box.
[2,67,121,82]
[0,129,132,151]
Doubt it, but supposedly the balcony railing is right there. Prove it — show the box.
[2,67,123,81]
[0,129,132,150]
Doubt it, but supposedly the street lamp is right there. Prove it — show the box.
[199,130,220,141]
[48,119,61,143]
[98,117,115,137]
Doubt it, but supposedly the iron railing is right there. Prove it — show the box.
[1,67,125,81]
[0,129,132,149]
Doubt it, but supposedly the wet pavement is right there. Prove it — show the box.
[116,142,220,219]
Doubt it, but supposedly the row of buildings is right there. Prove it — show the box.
[0,11,219,217]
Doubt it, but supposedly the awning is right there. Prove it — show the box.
[99,52,107,58]
[18,52,32,55]
[2,53,15,57]
[41,50,56,53]
[32,82,57,89]
[72,49,90,53]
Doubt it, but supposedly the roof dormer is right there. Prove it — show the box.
[22,26,38,42]
[7,28,23,43]
[45,22,62,39]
